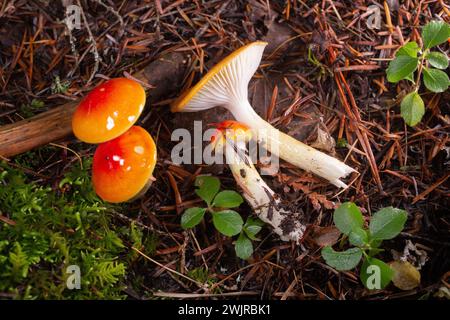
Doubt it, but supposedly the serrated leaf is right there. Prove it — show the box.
[390,260,421,290]
[181,207,206,229]
[321,246,362,271]
[422,21,450,49]
[212,210,243,236]
[195,176,220,206]
[396,41,420,58]
[235,233,253,259]
[360,257,393,290]
[400,92,425,127]
[348,228,369,247]
[423,67,450,93]
[426,52,449,69]
[333,202,364,235]
[386,55,419,83]
[213,190,243,208]
[369,207,408,240]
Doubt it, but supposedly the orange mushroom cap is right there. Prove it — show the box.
[72,78,146,143]
[92,126,157,203]
[210,120,251,147]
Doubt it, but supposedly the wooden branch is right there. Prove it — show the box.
[0,52,187,158]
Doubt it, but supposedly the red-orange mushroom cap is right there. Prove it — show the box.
[72,78,146,144]
[92,126,157,203]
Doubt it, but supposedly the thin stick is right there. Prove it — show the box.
[131,246,204,288]
[76,0,100,84]
[153,291,260,298]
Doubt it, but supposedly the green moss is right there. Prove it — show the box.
[0,159,155,299]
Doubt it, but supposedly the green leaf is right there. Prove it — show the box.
[426,52,449,69]
[213,190,243,208]
[386,55,419,83]
[235,233,253,260]
[321,246,362,271]
[422,21,450,49]
[423,67,450,93]
[404,73,415,83]
[243,217,264,240]
[181,207,206,229]
[360,257,393,290]
[333,202,364,235]
[195,176,220,206]
[400,92,425,127]
[212,210,243,236]
[369,239,383,249]
[348,228,369,247]
[369,207,408,240]
[396,41,420,58]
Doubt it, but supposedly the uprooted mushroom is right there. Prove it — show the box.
[210,120,306,242]
[172,41,356,188]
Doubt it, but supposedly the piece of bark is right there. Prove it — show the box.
[0,52,187,158]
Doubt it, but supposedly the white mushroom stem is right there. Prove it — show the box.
[228,100,355,188]
[175,42,356,188]
[219,136,305,242]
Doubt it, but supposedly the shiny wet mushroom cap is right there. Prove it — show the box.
[72,78,146,144]
[92,126,157,203]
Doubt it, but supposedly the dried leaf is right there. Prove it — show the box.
[434,286,450,299]
[391,240,428,270]
[310,127,336,153]
[311,226,341,247]
[308,192,335,211]
[278,173,334,210]
[390,260,421,290]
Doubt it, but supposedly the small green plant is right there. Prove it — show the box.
[321,202,408,289]
[235,216,264,259]
[51,76,70,94]
[181,176,263,259]
[386,20,450,126]
[20,99,45,118]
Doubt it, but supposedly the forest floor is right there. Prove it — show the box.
[0,0,449,299]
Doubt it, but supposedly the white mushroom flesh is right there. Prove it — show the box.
[215,132,305,242]
[180,42,356,188]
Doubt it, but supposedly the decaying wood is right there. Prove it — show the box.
[0,52,187,158]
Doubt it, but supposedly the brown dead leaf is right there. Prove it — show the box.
[311,226,341,247]
[278,173,335,210]
[308,192,336,211]
[391,240,428,270]
[390,261,421,290]
[310,127,336,153]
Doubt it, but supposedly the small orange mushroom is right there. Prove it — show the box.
[92,126,157,203]
[72,78,146,144]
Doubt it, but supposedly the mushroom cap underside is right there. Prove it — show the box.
[171,41,268,112]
